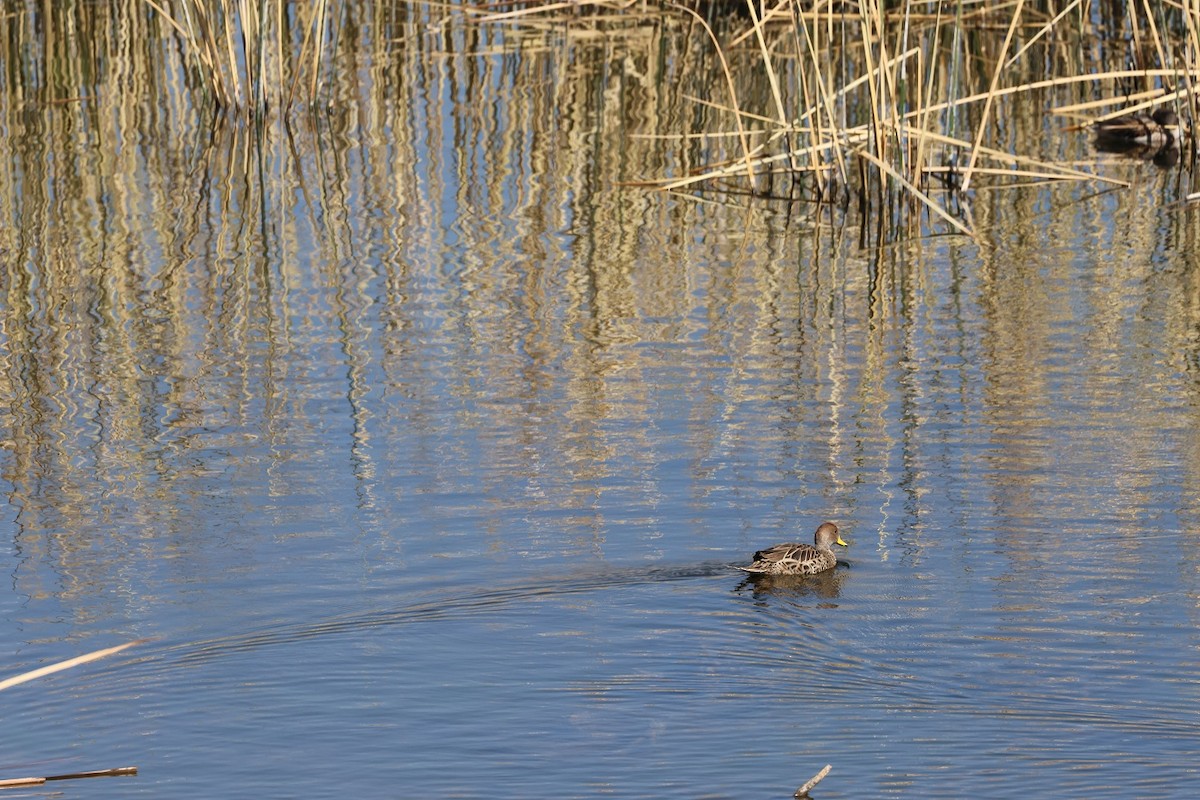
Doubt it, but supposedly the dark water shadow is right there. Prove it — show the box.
[1094,139,1180,167]
[732,564,848,606]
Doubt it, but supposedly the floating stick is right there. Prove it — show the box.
[794,764,832,797]
[0,639,149,692]
[0,766,137,789]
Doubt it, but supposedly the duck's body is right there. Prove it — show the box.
[1093,108,1184,148]
[736,522,848,576]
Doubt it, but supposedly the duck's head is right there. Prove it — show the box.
[815,521,848,549]
[1152,108,1179,127]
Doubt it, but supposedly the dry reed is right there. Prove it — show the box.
[0,639,147,692]
[140,0,337,114]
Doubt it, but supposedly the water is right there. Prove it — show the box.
[6,17,1200,799]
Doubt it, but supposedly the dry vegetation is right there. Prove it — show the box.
[3,0,1199,239]
[547,0,1200,236]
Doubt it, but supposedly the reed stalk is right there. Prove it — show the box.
[140,0,340,115]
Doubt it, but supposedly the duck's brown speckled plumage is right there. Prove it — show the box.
[1093,108,1185,148]
[737,522,848,576]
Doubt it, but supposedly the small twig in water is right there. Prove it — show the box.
[794,764,832,797]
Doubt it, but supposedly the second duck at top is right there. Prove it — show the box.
[1093,108,1185,148]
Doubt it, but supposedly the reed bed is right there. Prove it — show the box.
[474,0,1200,238]
[3,1,1199,240]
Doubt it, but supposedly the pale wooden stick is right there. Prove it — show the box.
[0,639,148,692]
[794,764,832,797]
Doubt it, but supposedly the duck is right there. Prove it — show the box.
[1093,108,1185,148]
[736,521,848,576]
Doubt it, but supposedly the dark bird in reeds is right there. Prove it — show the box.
[1093,108,1185,148]
[735,522,847,576]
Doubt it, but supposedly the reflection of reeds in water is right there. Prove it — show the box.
[6,1,340,115]
[7,2,1200,589]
